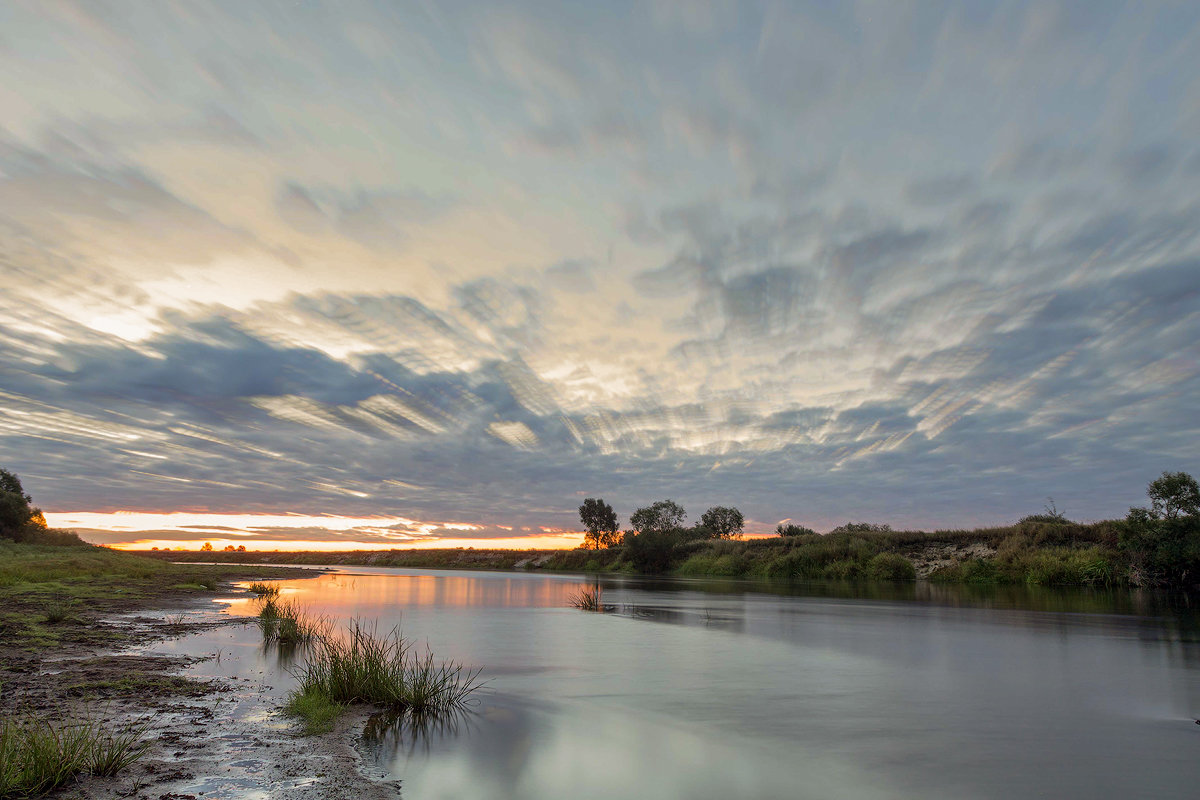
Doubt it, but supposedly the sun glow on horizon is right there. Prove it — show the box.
[43,510,585,551]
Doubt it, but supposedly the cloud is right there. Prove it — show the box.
[3,0,1200,543]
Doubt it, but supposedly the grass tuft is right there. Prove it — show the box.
[283,620,482,735]
[568,585,604,611]
[283,688,344,736]
[257,598,325,645]
[0,713,150,797]
[247,581,281,598]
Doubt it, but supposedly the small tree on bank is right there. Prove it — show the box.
[700,506,744,539]
[1147,472,1200,520]
[630,500,686,535]
[578,498,620,549]
[1123,471,1200,586]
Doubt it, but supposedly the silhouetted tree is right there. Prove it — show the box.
[578,498,620,549]
[776,523,816,537]
[0,468,45,539]
[630,500,686,534]
[700,506,744,539]
[201,542,214,552]
[1147,472,1200,520]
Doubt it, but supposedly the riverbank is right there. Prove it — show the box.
[138,519,1137,587]
[0,541,403,799]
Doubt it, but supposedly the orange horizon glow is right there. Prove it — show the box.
[106,535,585,552]
[43,510,586,551]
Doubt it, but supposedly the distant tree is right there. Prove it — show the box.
[776,523,816,537]
[1147,472,1200,520]
[578,498,620,549]
[0,468,46,540]
[201,542,214,552]
[700,506,745,539]
[223,545,236,552]
[630,500,686,535]
[237,545,247,552]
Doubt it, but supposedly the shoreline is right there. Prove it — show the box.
[1,557,402,799]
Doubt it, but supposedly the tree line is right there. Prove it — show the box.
[578,498,745,549]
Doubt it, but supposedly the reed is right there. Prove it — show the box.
[247,581,281,598]
[568,585,604,611]
[285,620,481,733]
[0,713,150,798]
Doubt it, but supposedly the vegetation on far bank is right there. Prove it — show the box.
[144,473,1200,590]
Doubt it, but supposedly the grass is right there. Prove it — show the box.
[247,581,281,598]
[283,620,482,735]
[568,585,605,611]
[257,598,324,645]
[0,713,150,798]
[283,688,344,735]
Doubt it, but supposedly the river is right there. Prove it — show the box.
[156,567,1200,799]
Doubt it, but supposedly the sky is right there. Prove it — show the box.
[2,1,1199,550]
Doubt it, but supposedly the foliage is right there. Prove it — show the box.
[829,522,892,534]
[0,713,150,797]
[291,620,482,716]
[629,500,687,534]
[699,506,745,539]
[283,688,344,736]
[0,469,56,544]
[1120,471,1200,586]
[775,523,816,537]
[578,498,620,549]
[1018,498,1072,525]
[865,552,916,581]
[1146,471,1200,520]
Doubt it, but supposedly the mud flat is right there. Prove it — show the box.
[0,547,401,799]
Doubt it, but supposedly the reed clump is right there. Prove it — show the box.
[285,620,481,735]
[0,713,150,798]
[247,581,281,598]
[257,598,324,645]
[568,585,604,611]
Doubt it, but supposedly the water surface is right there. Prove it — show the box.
[166,569,1200,799]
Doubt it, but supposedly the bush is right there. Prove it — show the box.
[866,552,915,581]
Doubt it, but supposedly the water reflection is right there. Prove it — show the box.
[209,568,1200,800]
[361,706,479,760]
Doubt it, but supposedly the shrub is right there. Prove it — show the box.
[866,552,915,581]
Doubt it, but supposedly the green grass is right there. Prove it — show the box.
[0,713,150,798]
[283,688,344,736]
[286,620,482,732]
[257,598,324,645]
[247,581,281,598]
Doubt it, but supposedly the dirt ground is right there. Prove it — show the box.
[1,569,404,799]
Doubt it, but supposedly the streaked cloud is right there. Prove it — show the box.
[2,1,1198,546]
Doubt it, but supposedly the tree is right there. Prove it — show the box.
[1147,471,1200,520]
[578,498,620,549]
[629,500,686,535]
[776,523,816,537]
[1122,472,1200,587]
[0,468,44,539]
[201,542,214,551]
[700,506,744,539]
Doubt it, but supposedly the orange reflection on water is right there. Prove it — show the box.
[235,570,583,615]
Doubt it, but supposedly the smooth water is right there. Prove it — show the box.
[166,569,1200,799]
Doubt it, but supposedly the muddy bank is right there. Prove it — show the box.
[1,566,403,799]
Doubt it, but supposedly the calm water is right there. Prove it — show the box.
[166,568,1200,799]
